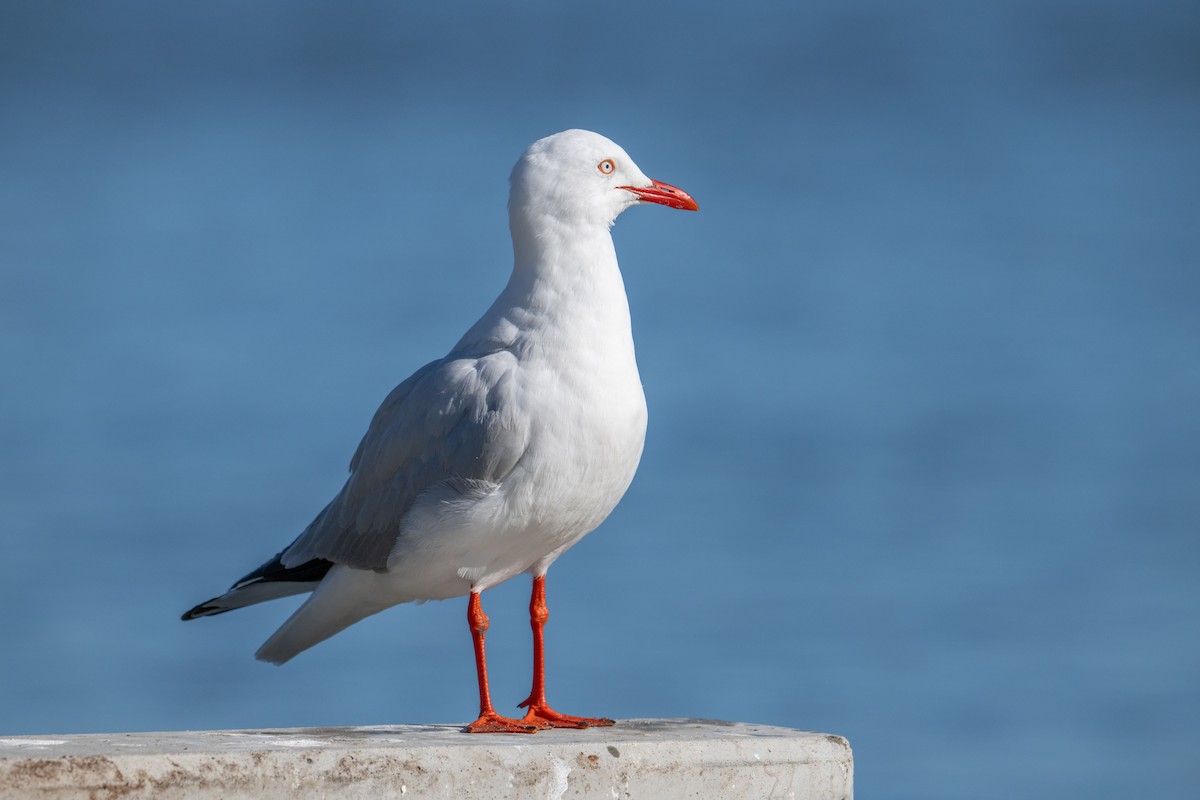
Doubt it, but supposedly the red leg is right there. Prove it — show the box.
[464,591,542,733]
[518,574,615,729]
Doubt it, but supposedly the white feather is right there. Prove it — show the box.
[243,130,664,661]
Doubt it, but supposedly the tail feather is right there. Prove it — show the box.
[254,566,388,665]
[182,551,334,621]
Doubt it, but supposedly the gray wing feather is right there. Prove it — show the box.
[281,351,528,571]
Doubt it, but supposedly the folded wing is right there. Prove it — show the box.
[280,350,530,572]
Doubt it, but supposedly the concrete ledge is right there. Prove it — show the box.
[0,718,851,799]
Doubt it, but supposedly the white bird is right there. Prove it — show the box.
[183,129,699,733]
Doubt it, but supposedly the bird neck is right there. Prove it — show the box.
[512,209,619,279]
[455,213,634,356]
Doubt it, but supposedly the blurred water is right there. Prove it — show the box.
[2,2,1198,798]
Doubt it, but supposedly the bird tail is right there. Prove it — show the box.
[254,565,391,665]
[181,551,334,620]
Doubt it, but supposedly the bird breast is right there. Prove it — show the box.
[505,322,648,543]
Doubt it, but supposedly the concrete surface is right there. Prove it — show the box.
[0,718,852,799]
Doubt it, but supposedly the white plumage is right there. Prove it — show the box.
[184,130,697,728]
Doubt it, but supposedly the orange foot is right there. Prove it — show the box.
[519,701,615,730]
[464,711,545,734]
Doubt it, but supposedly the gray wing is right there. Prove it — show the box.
[280,350,529,571]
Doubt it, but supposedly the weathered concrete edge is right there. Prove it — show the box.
[0,719,853,800]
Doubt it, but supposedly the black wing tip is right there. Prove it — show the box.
[181,556,334,621]
[181,601,229,621]
[238,554,335,586]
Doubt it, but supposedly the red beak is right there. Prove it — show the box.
[619,179,700,211]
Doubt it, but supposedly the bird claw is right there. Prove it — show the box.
[518,701,615,729]
[464,712,544,734]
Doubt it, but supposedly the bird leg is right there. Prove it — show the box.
[518,574,615,729]
[464,591,542,733]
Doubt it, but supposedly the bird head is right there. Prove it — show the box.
[509,129,698,232]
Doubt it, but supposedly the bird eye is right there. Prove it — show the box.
[597,159,615,175]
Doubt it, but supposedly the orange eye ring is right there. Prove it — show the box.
[597,159,615,175]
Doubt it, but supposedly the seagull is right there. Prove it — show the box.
[182,129,699,734]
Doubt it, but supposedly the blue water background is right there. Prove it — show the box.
[2,2,1197,797]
